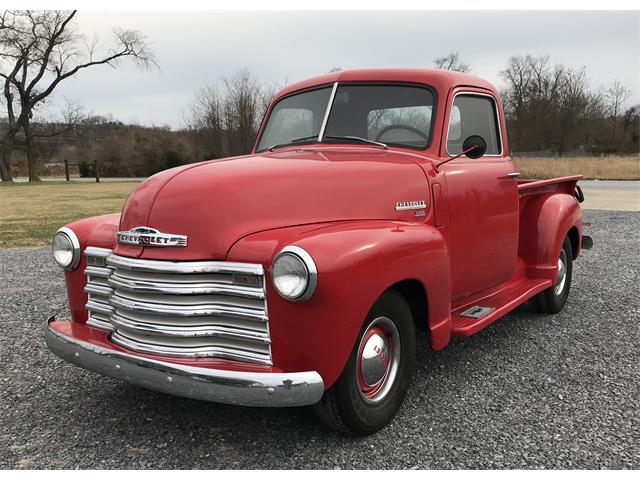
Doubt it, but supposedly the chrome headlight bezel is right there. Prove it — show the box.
[271,245,317,302]
[52,227,81,271]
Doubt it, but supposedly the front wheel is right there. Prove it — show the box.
[531,236,573,314]
[312,290,416,435]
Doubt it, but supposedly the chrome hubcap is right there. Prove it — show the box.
[554,249,568,295]
[356,316,401,403]
[361,333,390,386]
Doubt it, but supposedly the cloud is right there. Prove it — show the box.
[50,10,640,129]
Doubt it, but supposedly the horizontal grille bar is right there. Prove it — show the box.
[108,271,264,299]
[108,254,264,276]
[84,266,112,278]
[110,311,270,343]
[86,317,114,331]
[86,298,114,315]
[85,283,114,297]
[83,248,271,365]
[109,292,267,321]
[111,330,272,365]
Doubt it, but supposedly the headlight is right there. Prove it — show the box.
[52,227,80,271]
[271,246,317,302]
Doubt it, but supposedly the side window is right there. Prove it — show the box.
[446,94,501,155]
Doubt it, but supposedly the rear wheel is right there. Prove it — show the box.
[312,290,416,435]
[531,236,573,314]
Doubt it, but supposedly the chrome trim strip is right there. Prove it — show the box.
[84,283,114,296]
[45,318,323,407]
[445,91,504,158]
[272,245,318,303]
[86,316,115,332]
[107,273,264,299]
[110,312,270,343]
[107,254,264,276]
[317,82,338,142]
[84,266,112,278]
[86,299,114,315]
[54,227,81,271]
[84,246,113,258]
[110,331,272,365]
[108,293,268,321]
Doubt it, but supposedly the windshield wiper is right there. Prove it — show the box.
[268,135,318,152]
[323,135,388,149]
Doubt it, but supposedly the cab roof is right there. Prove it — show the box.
[274,68,498,99]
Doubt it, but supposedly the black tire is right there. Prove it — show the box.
[312,289,416,435]
[531,236,573,314]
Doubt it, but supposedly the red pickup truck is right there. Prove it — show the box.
[47,69,592,435]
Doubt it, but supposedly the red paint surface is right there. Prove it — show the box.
[56,69,584,391]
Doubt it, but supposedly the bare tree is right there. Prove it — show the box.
[186,70,273,159]
[433,52,470,73]
[223,70,264,156]
[0,10,155,182]
[605,80,633,117]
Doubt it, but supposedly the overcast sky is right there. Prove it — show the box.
[49,10,640,129]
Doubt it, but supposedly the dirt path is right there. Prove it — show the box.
[579,181,639,211]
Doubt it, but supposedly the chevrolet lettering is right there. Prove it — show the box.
[395,200,427,211]
[116,226,187,247]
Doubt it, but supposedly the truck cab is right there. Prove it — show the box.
[46,69,591,435]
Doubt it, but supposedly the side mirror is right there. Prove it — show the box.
[462,135,487,159]
[433,134,488,172]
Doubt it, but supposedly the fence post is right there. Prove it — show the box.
[94,159,100,183]
[64,159,70,182]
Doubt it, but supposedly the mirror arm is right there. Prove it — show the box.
[434,145,478,173]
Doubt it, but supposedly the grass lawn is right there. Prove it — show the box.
[513,156,639,180]
[0,181,139,248]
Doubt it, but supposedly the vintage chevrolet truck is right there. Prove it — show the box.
[46,69,593,435]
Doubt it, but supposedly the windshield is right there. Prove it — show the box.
[256,84,435,152]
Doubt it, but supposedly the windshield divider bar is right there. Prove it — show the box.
[317,82,338,143]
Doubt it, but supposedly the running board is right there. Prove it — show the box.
[451,278,552,337]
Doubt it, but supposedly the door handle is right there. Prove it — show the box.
[502,172,521,179]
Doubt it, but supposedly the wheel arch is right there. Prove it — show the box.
[389,279,428,334]
[567,225,580,260]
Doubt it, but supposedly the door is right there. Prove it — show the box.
[441,91,519,299]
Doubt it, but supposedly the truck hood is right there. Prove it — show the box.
[115,147,430,260]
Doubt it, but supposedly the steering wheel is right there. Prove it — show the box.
[374,124,429,143]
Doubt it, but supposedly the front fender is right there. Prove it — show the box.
[519,193,582,281]
[62,213,121,323]
[227,220,451,389]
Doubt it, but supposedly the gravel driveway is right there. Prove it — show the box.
[1,210,638,469]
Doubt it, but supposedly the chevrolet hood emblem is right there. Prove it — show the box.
[116,226,187,247]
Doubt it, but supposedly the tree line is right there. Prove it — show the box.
[1,12,638,182]
[500,54,638,154]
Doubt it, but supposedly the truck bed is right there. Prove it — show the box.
[517,175,582,197]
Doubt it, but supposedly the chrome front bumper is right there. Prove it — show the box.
[45,318,324,407]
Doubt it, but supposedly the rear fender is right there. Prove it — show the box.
[227,220,451,389]
[518,193,582,281]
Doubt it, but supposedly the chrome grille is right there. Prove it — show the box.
[83,247,271,365]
